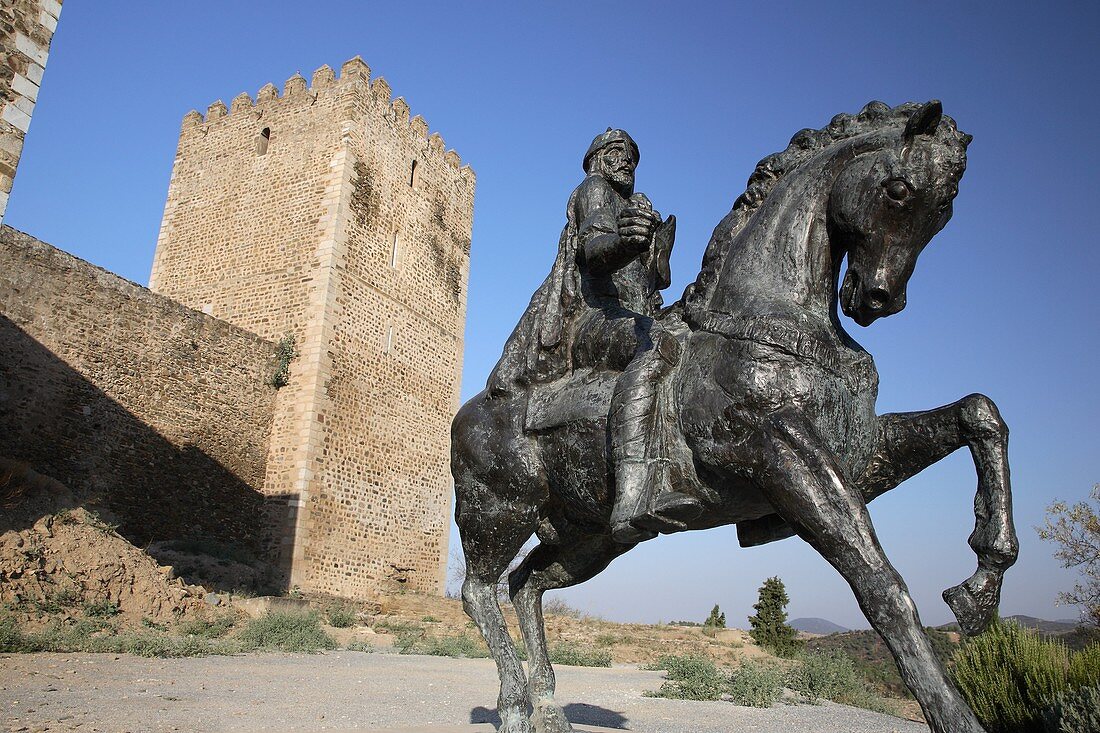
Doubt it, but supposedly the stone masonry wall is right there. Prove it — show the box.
[0,225,279,554]
[149,58,474,597]
[0,0,61,223]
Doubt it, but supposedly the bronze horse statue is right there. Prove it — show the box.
[452,101,1017,733]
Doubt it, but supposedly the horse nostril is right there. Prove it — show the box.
[865,287,890,311]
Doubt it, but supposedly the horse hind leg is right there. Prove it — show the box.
[457,478,539,733]
[507,534,630,733]
[856,394,1018,635]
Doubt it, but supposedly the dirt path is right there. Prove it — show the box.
[1,651,928,733]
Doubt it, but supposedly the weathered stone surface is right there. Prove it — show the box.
[0,0,62,223]
[0,225,279,553]
[148,59,475,598]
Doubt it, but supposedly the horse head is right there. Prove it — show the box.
[829,101,971,326]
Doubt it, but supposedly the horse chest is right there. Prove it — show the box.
[698,333,880,476]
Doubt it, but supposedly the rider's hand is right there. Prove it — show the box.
[618,207,661,252]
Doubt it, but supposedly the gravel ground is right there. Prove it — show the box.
[1,651,929,733]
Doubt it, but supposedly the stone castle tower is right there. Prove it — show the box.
[148,57,474,597]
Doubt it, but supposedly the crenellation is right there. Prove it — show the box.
[340,55,370,82]
[182,110,203,128]
[410,114,429,140]
[392,97,411,125]
[257,82,279,104]
[206,100,227,120]
[312,64,335,89]
[444,150,461,170]
[284,71,308,97]
[230,92,253,113]
[428,131,445,153]
[371,76,392,105]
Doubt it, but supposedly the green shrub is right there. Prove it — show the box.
[416,634,489,658]
[727,659,786,708]
[547,641,611,667]
[346,640,374,653]
[1068,642,1100,688]
[238,611,336,653]
[269,335,298,389]
[646,654,727,701]
[0,615,33,652]
[1041,684,1100,733]
[792,650,864,703]
[952,619,1073,733]
[178,613,236,639]
[326,604,357,628]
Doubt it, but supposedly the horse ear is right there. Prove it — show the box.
[903,100,943,140]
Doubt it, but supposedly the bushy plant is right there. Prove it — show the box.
[237,611,336,653]
[1068,642,1100,688]
[792,650,862,703]
[1041,684,1100,733]
[178,613,236,639]
[0,615,32,653]
[646,654,726,701]
[325,604,357,628]
[415,633,489,658]
[727,659,786,707]
[952,619,1073,733]
[547,641,611,667]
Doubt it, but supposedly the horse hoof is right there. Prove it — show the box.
[532,703,573,733]
[943,569,1002,636]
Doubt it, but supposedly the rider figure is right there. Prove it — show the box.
[488,129,703,543]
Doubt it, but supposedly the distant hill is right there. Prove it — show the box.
[790,617,849,635]
[937,615,1080,635]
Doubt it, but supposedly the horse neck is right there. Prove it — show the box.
[706,160,848,325]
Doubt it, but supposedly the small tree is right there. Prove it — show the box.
[704,604,726,629]
[1037,485,1100,626]
[748,576,802,657]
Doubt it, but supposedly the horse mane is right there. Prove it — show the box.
[684,101,971,312]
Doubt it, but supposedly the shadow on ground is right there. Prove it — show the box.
[471,703,628,729]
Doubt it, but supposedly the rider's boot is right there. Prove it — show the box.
[609,333,702,544]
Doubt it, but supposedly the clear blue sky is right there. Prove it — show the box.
[8,1,1099,630]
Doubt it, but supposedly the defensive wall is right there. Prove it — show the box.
[0,0,62,223]
[0,225,279,553]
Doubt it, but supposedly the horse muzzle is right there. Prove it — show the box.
[840,269,905,326]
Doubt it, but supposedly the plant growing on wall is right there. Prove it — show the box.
[269,334,297,389]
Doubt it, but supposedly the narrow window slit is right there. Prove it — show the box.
[256,127,271,156]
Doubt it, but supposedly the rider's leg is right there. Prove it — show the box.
[609,326,701,542]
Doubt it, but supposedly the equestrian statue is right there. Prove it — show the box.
[452,100,1018,733]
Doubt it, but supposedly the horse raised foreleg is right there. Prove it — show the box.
[751,408,987,733]
[857,393,1018,635]
[508,534,630,733]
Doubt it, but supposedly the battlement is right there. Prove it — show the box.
[180,56,474,181]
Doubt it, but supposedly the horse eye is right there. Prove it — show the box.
[884,179,912,202]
